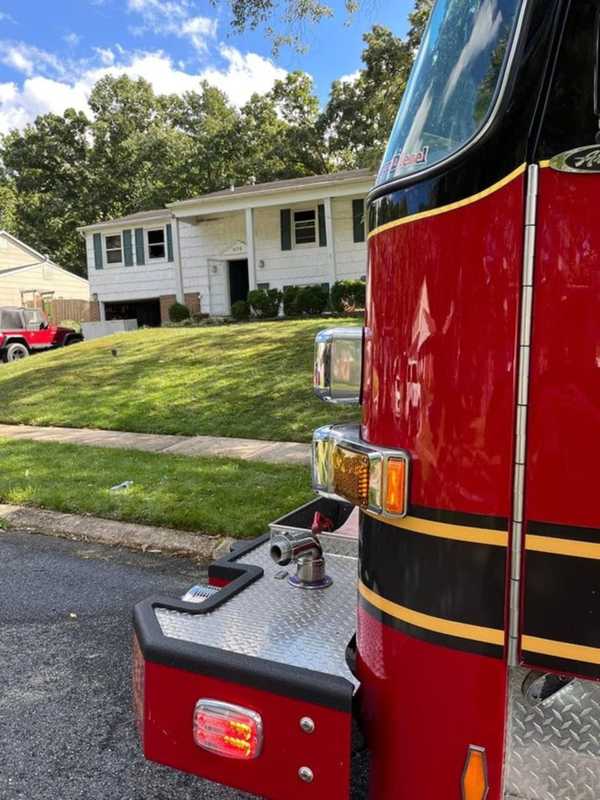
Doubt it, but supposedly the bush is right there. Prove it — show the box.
[231,300,250,321]
[295,285,330,315]
[247,288,282,318]
[168,302,191,323]
[282,286,301,316]
[330,280,366,313]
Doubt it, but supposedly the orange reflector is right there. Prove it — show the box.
[385,458,407,515]
[193,700,263,760]
[332,446,370,507]
[461,746,489,800]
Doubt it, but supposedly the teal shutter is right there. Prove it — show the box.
[166,223,174,262]
[93,233,103,269]
[123,229,134,266]
[280,209,292,250]
[352,199,366,243]
[318,204,327,247]
[135,228,145,265]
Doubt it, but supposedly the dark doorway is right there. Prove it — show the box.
[104,299,161,327]
[228,259,249,308]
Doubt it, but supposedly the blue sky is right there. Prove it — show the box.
[0,0,412,134]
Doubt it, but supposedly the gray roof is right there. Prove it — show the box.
[78,208,171,232]
[168,169,374,207]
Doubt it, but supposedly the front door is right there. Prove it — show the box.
[228,260,249,308]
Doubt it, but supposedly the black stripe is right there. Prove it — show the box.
[411,505,508,532]
[523,550,600,668]
[359,596,503,660]
[522,651,600,682]
[529,519,600,544]
[360,515,506,631]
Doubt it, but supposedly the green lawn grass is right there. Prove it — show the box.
[0,438,312,538]
[0,320,359,442]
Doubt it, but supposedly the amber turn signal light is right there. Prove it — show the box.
[461,745,489,800]
[384,458,407,515]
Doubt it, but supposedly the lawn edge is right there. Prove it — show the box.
[0,503,234,564]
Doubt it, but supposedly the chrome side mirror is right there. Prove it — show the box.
[313,327,363,405]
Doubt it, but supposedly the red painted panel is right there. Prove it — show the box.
[363,175,525,517]
[356,606,507,800]
[142,659,352,800]
[525,168,600,528]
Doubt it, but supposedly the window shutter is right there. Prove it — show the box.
[280,209,292,250]
[93,233,103,269]
[166,223,174,262]
[123,230,134,266]
[135,228,145,265]
[352,199,366,243]
[318,204,327,247]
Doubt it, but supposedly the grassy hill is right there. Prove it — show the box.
[0,320,359,443]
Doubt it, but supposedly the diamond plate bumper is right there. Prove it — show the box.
[504,667,600,800]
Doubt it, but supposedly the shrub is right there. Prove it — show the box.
[295,285,330,315]
[282,286,300,316]
[231,300,250,321]
[330,280,366,313]
[247,288,282,318]
[168,302,191,323]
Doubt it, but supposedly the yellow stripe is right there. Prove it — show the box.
[369,163,527,239]
[526,534,600,560]
[539,159,551,168]
[522,634,600,665]
[364,511,508,548]
[359,580,505,646]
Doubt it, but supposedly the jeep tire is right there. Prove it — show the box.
[3,342,30,362]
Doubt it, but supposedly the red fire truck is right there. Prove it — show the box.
[133,0,600,797]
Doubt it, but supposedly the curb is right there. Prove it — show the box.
[0,504,234,563]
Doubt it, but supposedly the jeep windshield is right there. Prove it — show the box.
[377,0,523,186]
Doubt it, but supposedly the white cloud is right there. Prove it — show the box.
[0,45,287,134]
[339,69,360,85]
[0,41,65,77]
[64,32,81,48]
[127,0,217,53]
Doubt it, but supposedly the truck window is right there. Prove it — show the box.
[377,0,523,186]
[1,310,24,329]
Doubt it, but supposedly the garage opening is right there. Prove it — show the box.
[104,299,161,328]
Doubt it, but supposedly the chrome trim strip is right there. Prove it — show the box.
[508,163,539,666]
[367,0,531,203]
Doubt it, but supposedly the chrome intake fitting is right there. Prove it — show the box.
[270,531,333,590]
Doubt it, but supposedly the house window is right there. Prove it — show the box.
[293,209,316,246]
[147,228,166,259]
[105,234,123,264]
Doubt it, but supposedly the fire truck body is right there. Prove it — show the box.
[133,0,600,797]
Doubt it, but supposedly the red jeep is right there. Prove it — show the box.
[0,307,83,363]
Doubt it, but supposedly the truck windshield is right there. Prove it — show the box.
[377,0,523,186]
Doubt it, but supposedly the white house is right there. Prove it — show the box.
[80,169,373,325]
[0,231,89,307]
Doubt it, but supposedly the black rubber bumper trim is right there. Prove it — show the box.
[133,533,355,713]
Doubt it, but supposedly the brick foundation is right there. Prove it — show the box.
[89,301,101,322]
[159,295,177,324]
[184,293,201,316]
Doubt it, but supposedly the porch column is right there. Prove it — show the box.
[245,207,257,291]
[99,301,106,322]
[324,196,337,286]
[173,217,185,304]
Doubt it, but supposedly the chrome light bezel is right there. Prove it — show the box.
[313,327,364,405]
[312,423,410,519]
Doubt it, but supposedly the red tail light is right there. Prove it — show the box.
[193,699,263,760]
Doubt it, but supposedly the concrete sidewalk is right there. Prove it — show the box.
[0,423,310,466]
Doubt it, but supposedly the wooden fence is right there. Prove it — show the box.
[23,294,92,324]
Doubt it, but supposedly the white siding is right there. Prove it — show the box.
[0,235,36,270]
[85,222,178,303]
[0,262,89,306]
[178,197,367,314]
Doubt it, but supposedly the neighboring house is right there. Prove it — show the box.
[80,169,373,325]
[0,231,90,308]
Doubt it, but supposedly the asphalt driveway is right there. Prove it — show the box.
[0,529,250,800]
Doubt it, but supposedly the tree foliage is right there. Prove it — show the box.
[0,1,432,277]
